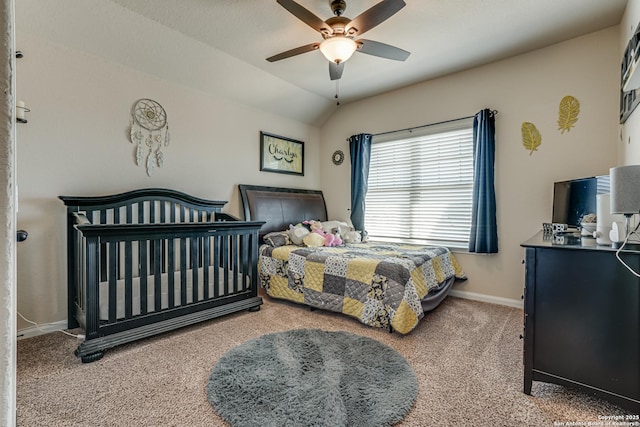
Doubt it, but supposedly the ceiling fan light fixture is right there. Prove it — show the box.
[319,36,357,63]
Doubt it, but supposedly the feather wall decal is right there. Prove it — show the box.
[146,151,154,176]
[522,122,542,155]
[136,144,144,166]
[557,95,580,134]
[156,149,164,167]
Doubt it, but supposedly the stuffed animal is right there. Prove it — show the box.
[288,223,309,245]
[324,231,343,247]
[324,221,360,245]
[299,220,325,247]
[304,220,344,247]
[321,220,349,234]
[302,232,325,247]
[342,230,362,244]
[307,220,325,235]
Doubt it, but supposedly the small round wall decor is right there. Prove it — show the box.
[332,150,344,165]
[130,98,170,176]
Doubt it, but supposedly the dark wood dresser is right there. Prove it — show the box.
[521,231,640,412]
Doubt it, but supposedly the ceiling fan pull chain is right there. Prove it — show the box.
[335,80,340,106]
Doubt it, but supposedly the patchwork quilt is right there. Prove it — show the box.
[259,242,466,334]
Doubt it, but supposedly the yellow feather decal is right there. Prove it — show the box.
[557,95,580,134]
[522,122,542,156]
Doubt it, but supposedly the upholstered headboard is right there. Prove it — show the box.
[238,184,328,237]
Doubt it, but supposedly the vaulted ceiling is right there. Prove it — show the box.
[18,0,628,126]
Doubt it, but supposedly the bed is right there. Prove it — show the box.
[60,188,265,362]
[238,184,466,334]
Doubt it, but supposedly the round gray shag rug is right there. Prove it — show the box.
[206,329,418,427]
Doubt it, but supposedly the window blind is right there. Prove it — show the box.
[365,119,474,248]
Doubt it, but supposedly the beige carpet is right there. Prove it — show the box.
[17,292,628,426]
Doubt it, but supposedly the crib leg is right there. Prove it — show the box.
[78,350,104,364]
[248,306,261,312]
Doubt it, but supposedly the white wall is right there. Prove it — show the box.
[14,36,321,329]
[320,27,620,302]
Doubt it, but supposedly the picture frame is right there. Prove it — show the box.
[260,131,304,176]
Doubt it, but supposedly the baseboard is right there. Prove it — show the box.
[17,320,67,340]
[449,289,523,309]
[16,292,521,338]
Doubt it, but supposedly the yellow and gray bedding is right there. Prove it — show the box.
[259,242,466,334]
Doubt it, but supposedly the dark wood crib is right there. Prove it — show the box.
[59,188,264,362]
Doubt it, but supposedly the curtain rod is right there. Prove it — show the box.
[346,109,498,141]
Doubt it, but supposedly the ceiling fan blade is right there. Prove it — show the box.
[267,43,320,62]
[329,61,344,80]
[277,0,329,33]
[345,0,406,37]
[356,39,410,61]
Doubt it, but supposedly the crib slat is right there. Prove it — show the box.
[138,202,148,314]
[149,200,155,223]
[203,235,210,300]
[108,242,117,323]
[213,235,220,298]
[191,237,199,302]
[139,240,148,315]
[100,210,107,282]
[167,203,176,303]
[154,239,162,312]
[149,203,156,274]
[114,209,121,280]
[222,234,229,295]
[160,201,166,223]
[125,241,133,319]
[125,205,133,318]
[180,236,187,305]
[159,204,167,276]
[240,233,248,291]
[168,238,175,309]
[138,201,144,224]
[232,234,238,294]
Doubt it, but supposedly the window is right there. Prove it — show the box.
[364,119,474,249]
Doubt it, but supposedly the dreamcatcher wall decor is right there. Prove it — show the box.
[130,98,170,176]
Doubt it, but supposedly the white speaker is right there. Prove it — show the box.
[609,220,626,244]
[596,193,624,245]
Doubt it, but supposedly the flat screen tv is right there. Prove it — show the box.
[552,176,609,227]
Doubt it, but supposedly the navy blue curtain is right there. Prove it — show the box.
[469,109,498,253]
[349,133,373,232]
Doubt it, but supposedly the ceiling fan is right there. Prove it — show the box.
[267,0,410,81]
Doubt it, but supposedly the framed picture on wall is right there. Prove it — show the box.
[260,131,304,176]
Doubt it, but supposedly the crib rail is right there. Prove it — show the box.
[60,188,264,361]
